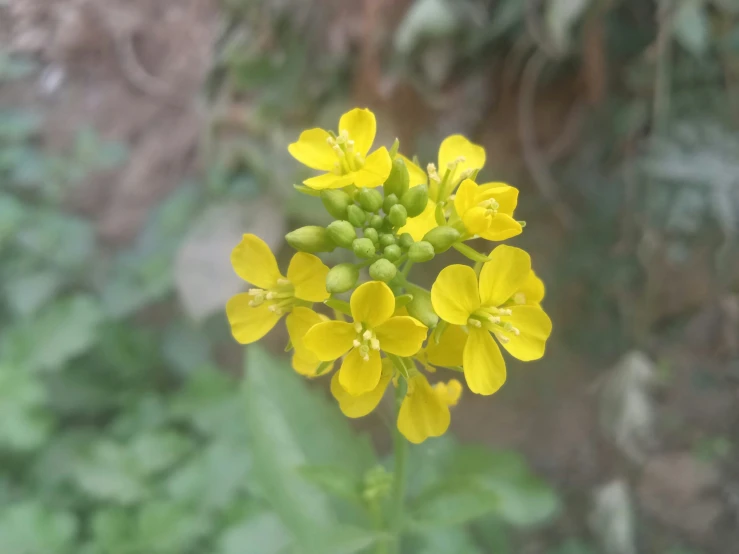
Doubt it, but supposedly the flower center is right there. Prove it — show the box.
[467,306,519,343]
[327,130,364,174]
[432,157,475,202]
[479,198,499,216]
[352,321,381,361]
[246,278,296,315]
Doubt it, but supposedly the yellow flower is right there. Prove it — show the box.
[285,307,330,376]
[453,179,522,241]
[398,199,438,241]
[288,108,392,190]
[303,281,428,395]
[226,234,329,344]
[399,134,486,201]
[419,323,468,370]
[398,373,462,444]
[330,358,462,444]
[430,245,552,395]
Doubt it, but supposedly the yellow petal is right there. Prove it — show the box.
[453,178,478,217]
[304,172,354,190]
[339,347,382,396]
[288,128,337,171]
[499,305,552,361]
[476,183,519,216]
[461,206,492,236]
[434,379,462,406]
[426,324,467,367]
[511,270,545,306]
[331,359,392,418]
[226,294,281,344]
[463,327,506,395]
[350,281,395,328]
[430,265,481,325]
[397,374,450,444]
[339,108,376,157]
[397,153,429,187]
[303,320,356,361]
[374,316,428,356]
[478,245,531,307]
[479,213,522,242]
[398,200,438,241]
[352,147,392,188]
[287,253,329,302]
[286,307,326,376]
[438,135,486,176]
[231,234,282,289]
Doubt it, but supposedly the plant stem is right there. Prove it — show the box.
[390,382,408,554]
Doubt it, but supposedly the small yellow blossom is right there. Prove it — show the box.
[303,281,427,396]
[226,234,329,344]
[288,108,392,190]
[418,323,468,370]
[430,245,552,395]
[330,358,462,444]
[453,179,522,241]
[285,307,330,376]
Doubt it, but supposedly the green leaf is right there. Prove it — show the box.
[162,322,212,375]
[413,527,483,554]
[15,210,95,271]
[243,346,377,551]
[548,539,597,554]
[298,465,364,505]
[134,501,212,554]
[0,502,77,554]
[0,192,27,246]
[673,0,710,57]
[72,440,148,505]
[0,364,51,451]
[0,53,37,81]
[409,484,500,528]
[128,431,193,475]
[219,512,292,554]
[3,270,62,317]
[0,110,42,141]
[544,0,591,53]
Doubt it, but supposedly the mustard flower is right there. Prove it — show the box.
[288,108,392,190]
[430,245,552,395]
[303,281,427,395]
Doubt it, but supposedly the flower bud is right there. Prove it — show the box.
[383,244,402,261]
[326,263,359,294]
[387,204,408,228]
[286,226,335,253]
[363,227,379,244]
[379,233,396,247]
[406,288,439,328]
[352,237,376,259]
[384,157,410,198]
[347,205,366,227]
[357,188,383,213]
[369,259,397,282]
[400,185,429,217]
[369,214,384,230]
[326,220,357,248]
[383,194,398,214]
[422,226,460,253]
[320,189,352,220]
[408,240,434,262]
[398,233,414,250]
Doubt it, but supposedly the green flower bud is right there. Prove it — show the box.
[363,227,379,244]
[385,157,409,198]
[369,259,397,282]
[326,263,359,294]
[406,288,439,328]
[347,205,366,227]
[422,226,461,253]
[408,240,435,262]
[320,189,352,220]
[387,204,408,228]
[369,214,384,230]
[379,233,396,247]
[326,220,357,248]
[383,244,402,261]
[286,226,335,253]
[357,188,383,213]
[383,193,398,214]
[398,233,414,250]
[400,185,429,218]
[352,237,376,259]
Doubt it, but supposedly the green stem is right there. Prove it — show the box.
[400,261,413,279]
[391,381,408,554]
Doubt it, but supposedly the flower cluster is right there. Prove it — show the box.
[226,108,552,443]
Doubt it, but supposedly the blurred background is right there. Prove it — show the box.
[1,0,739,553]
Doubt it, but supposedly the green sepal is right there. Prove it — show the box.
[394,293,414,309]
[315,361,334,376]
[452,242,492,263]
[293,184,321,197]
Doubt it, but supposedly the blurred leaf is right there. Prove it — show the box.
[413,527,483,554]
[471,518,510,553]
[0,192,27,247]
[134,501,212,554]
[673,0,710,57]
[72,440,148,505]
[0,110,42,141]
[0,502,77,554]
[0,364,51,451]
[128,431,193,475]
[0,53,37,81]
[410,484,499,528]
[3,270,62,317]
[395,0,459,55]
[298,465,364,505]
[545,0,591,54]
[162,321,212,375]
[16,211,95,271]
[243,346,377,551]
[548,539,597,554]
[219,512,292,554]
